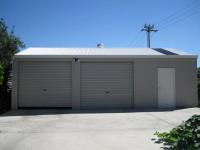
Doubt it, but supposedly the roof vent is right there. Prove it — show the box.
[97,43,104,48]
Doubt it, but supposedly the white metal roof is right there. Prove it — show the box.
[14,47,197,58]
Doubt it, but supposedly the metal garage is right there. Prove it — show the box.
[80,62,134,109]
[18,61,72,107]
[11,47,198,110]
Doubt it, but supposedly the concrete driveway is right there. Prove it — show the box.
[0,108,199,150]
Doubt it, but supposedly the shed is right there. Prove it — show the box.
[12,47,198,109]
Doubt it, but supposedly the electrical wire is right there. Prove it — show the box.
[159,10,200,31]
[156,0,199,28]
[151,0,200,45]
[153,9,200,40]
[157,4,200,29]
[134,32,146,47]
[128,0,200,47]
[128,30,142,47]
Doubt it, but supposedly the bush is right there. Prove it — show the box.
[153,115,200,150]
[0,18,25,113]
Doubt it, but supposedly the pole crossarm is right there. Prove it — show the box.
[141,24,158,48]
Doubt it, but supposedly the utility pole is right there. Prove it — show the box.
[141,24,158,48]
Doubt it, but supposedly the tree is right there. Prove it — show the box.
[0,18,25,111]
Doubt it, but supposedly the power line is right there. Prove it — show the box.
[128,0,200,47]
[151,10,200,48]
[128,30,142,46]
[150,0,200,45]
[156,0,200,28]
[153,9,200,40]
[134,32,145,47]
[159,10,200,30]
[136,33,146,47]
[157,5,200,29]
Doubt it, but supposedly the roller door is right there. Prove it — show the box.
[81,62,133,109]
[18,61,72,107]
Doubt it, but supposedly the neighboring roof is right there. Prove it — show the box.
[14,47,197,58]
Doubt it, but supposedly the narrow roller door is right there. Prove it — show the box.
[18,61,72,107]
[81,62,134,109]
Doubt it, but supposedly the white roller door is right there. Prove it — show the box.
[18,61,72,107]
[81,62,134,109]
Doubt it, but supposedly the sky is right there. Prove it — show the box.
[1,0,200,63]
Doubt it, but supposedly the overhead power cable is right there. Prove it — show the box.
[159,10,200,31]
[156,0,200,28]
[134,32,146,47]
[128,30,142,47]
[128,0,200,47]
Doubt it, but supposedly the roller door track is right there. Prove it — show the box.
[81,62,134,109]
[18,61,72,108]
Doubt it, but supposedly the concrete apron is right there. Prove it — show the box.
[0,108,199,150]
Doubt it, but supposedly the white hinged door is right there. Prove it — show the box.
[158,68,175,108]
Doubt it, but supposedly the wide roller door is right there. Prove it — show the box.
[18,61,72,107]
[81,62,134,109]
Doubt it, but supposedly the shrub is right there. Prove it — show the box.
[153,115,200,150]
[0,18,24,112]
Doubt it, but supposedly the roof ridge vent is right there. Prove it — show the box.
[97,43,104,48]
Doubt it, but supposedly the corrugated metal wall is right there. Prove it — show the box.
[80,62,134,109]
[12,58,198,110]
[18,62,72,107]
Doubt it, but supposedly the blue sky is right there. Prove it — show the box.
[1,0,200,63]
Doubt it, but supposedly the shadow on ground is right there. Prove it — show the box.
[0,108,178,117]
